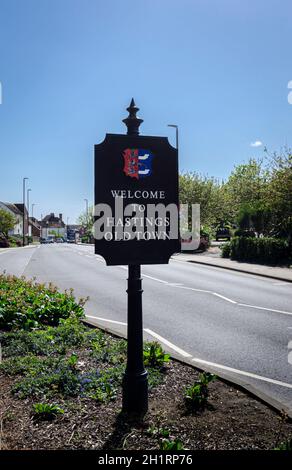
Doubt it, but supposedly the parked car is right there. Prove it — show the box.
[215,227,231,241]
[40,238,49,244]
[55,238,63,243]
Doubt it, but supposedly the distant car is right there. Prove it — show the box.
[55,238,63,243]
[67,239,76,244]
[215,227,231,241]
[40,238,49,244]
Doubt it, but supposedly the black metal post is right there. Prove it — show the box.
[122,264,148,414]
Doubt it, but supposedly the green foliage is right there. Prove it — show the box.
[179,172,226,227]
[184,372,216,410]
[274,439,292,451]
[229,236,290,264]
[0,209,16,237]
[81,369,120,402]
[0,316,90,357]
[143,342,170,368]
[147,368,164,389]
[220,242,231,258]
[224,159,267,222]
[0,309,168,405]
[179,149,292,247]
[90,334,127,364]
[160,438,185,450]
[10,353,122,400]
[32,403,64,420]
[0,355,60,376]
[147,425,170,438]
[0,274,85,330]
[77,206,94,237]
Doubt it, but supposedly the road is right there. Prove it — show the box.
[1,243,292,412]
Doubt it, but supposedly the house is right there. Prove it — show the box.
[0,201,28,237]
[41,213,66,239]
[29,217,41,238]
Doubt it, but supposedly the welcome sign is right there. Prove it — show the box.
[94,132,180,265]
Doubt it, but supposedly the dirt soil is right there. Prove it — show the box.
[1,358,292,450]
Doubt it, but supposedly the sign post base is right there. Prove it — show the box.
[122,264,148,414]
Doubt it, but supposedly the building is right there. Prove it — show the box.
[29,217,41,238]
[0,202,28,237]
[41,213,66,239]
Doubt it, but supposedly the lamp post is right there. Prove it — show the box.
[27,189,31,244]
[84,199,89,219]
[22,177,28,246]
[31,203,36,219]
[167,124,179,151]
[84,198,89,240]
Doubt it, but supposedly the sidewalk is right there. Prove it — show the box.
[173,252,292,283]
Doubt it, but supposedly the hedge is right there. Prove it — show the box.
[228,236,290,264]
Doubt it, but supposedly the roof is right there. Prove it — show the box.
[41,213,65,227]
[0,202,23,216]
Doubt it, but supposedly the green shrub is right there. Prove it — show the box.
[160,438,185,450]
[0,274,86,330]
[143,342,170,368]
[0,355,60,376]
[274,439,292,450]
[90,334,127,364]
[184,372,216,410]
[0,316,90,357]
[229,237,290,264]
[32,403,64,420]
[220,242,231,258]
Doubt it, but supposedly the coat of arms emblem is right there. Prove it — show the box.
[123,148,154,179]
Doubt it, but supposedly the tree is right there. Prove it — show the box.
[223,158,268,220]
[264,148,292,241]
[77,206,94,240]
[0,209,16,238]
[179,172,226,227]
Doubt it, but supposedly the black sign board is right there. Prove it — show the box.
[95,115,179,265]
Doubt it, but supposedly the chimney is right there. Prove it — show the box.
[59,213,62,221]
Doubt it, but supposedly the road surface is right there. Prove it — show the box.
[1,243,292,413]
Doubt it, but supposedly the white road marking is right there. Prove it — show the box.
[116,266,292,316]
[86,315,127,326]
[142,273,169,285]
[144,328,192,358]
[273,282,290,286]
[191,357,292,390]
[172,285,211,294]
[213,292,237,304]
[238,303,292,316]
[85,316,292,390]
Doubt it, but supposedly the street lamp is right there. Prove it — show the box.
[31,203,36,219]
[22,177,28,246]
[84,198,89,239]
[84,198,89,219]
[167,124,179,151]
[27,189,31,243]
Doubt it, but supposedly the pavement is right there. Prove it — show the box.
[0,243,292,417]
[174,252,292,283]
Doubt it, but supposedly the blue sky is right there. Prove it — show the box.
[0,0,291,222]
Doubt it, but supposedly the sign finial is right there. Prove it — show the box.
[123,98,143,136]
